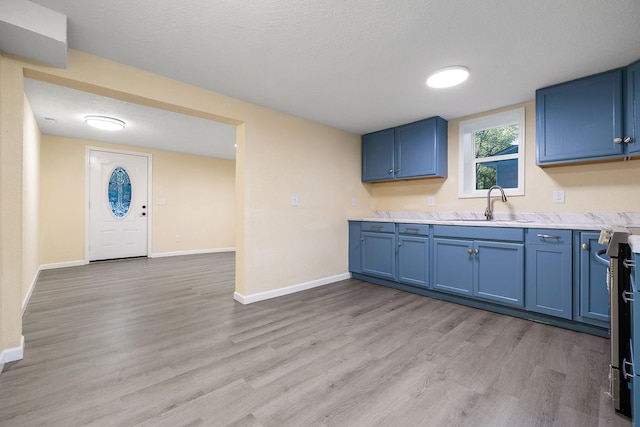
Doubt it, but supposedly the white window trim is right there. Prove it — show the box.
[458,107,525,199]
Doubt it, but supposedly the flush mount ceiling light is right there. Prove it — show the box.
[84,115,126,131]
[426,66,470,88]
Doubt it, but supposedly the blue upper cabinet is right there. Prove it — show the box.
[362,116,447,182]
[626,59,640,156]
[536,68,625,165]
[361,129,395,181]
[537,59,640,165]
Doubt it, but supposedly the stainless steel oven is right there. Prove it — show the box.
[599,228,634,417]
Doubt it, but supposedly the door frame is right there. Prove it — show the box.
[85,146,153,263]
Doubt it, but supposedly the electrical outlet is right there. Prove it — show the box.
[553,190,565,203]
[157,198,167,205]
[176,235,182,242]
[427,196,435,206]
[351,197,357,207]
[291,194,298,206]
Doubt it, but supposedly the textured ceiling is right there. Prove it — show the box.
[24,0,640,138]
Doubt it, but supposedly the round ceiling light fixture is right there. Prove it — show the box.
[84,115,126,131]
[426,66,470,88]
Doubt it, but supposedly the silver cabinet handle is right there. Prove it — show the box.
[397,242,402,247]
[467,248,472,254]
[582,243,590,250]
[537,234,561,239]
[614,137,623,144]
[388,168,393,173]
[624,136,634,143]
[622,291,635,304]
[474,248,479,254]
[623,259,635,269]
[370,225,383,229]
[404,227,420,232]
[395,168,400,173]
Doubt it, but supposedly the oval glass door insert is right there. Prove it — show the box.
[108,166,132,218]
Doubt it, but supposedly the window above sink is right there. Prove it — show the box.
[459,107,526,198]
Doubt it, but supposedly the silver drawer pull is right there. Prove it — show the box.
[537,234,561,239]
[370,225,383,229]
[404,227,420,231]
[624,259,636,269]
[622,291,635,303]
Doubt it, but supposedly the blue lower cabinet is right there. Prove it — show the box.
[576,232,610,327]
[433,237,524,305]
[525,230,573,319]
[348,221,362,274]
[433,238,474,296]
[397,235,429,288]
[361,231,396,280]
[475,241,524,307]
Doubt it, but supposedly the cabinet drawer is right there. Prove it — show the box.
[526,229,572,245]
[398,223,429,236]
[361,222,395,233]
[433,225,524,242]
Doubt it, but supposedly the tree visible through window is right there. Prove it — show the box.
[474,124,519,189]
[459,108,525,198]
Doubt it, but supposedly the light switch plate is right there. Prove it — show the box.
[553,190,565,203]
[427,196,435,206]
[291,194,298,206]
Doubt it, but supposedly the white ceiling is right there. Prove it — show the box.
[23,79,237,159]
[19,1,640,148]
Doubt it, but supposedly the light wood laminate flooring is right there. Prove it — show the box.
[0,253,631,426]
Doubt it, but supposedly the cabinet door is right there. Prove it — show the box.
[525,244,572,319]
[626,60,640,156]
[395,119,435,178]
[348,222,362,273]
[398,235,429,288]
[433,238,474,296]
[395,117,447,179]
[362,129,395,182]
[475,241,524,307]
[577,232,609,326]
[536,69,624,164]
[362,231,396,280]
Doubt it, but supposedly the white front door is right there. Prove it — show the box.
[89,149,149,261]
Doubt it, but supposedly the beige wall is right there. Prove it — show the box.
[22,96,40,306]
[0,48,372,358]
[39,136,236,264]
[372,101,640,213]
[1,55,25,352]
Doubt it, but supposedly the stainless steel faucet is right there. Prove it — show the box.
[484,185,507,220]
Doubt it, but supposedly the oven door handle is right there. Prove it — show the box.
[623,357,635,380]
[594,249,610,267]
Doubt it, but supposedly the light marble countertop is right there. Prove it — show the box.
[629,235,640,254]
[349,211,640,231]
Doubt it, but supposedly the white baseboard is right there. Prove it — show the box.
[151,248,235,258]
[234,272,351,304]
[0,335,25,373]
[22,269,41,315]
[40,260,87,270]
